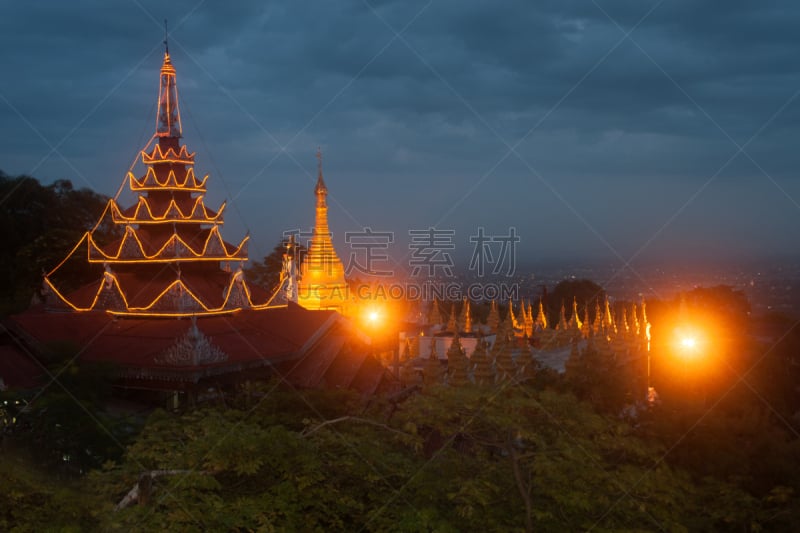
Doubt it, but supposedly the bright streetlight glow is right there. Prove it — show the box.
[680,337,697,350]
[365,307,383,328]
[673,326,705,361]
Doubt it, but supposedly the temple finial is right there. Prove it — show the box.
[314,147,326,194]
[164,19,169,55]
[156,27,181,138]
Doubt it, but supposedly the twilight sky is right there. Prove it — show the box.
[1,0,799,271]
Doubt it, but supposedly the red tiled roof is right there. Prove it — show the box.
[9,307,332,367]
[282,333,346,388]
[7,305,392,393]
[279,325,392,395]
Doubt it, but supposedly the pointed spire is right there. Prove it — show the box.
[446,302,458,333]
[298,149,348,312]
[156,26,181,138]
[593,299,603,334]
[570,297,582,330]
[462,298,472,333]
[163,19,169,55]
[428,299,443,327]
[604,296,614,328]
[557,300,568,330]
[631,303,640,336]
[535,299,547,330]
[315,146,327,195]
[525,301,534,337]
[508,299,519,330]
[599,296,613,337]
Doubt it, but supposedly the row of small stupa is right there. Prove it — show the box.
[422,297,650,345]
[390,297,650,387]
[400,329,537,387]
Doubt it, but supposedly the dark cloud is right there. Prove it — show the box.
[1,0,799,267]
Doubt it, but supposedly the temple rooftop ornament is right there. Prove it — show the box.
[155,316,228,366]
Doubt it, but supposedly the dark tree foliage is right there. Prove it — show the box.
[749,321,800,418]
[547,278,606,325]
[0,452,97,532]
[244,239,306,294]
[1,353,138,475]
[0,172,118,314]
[3,382,800,531]
[470,299,490,324]
[684,284,751,333]
[564,340,634,414]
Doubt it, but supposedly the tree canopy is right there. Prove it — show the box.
[547,279,606,324]
[0,172,117,314]
[245,238,306,294]
[5,382,798,531]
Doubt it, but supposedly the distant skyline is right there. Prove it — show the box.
[1,1,799,269]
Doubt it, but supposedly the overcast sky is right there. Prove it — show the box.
[1,0,799,272]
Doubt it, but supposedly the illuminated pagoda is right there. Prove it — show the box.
[42,48,259,316]
[3,45,390,401]
[297,149,350,314]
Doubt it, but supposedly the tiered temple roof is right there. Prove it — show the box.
[42,50,264,317]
